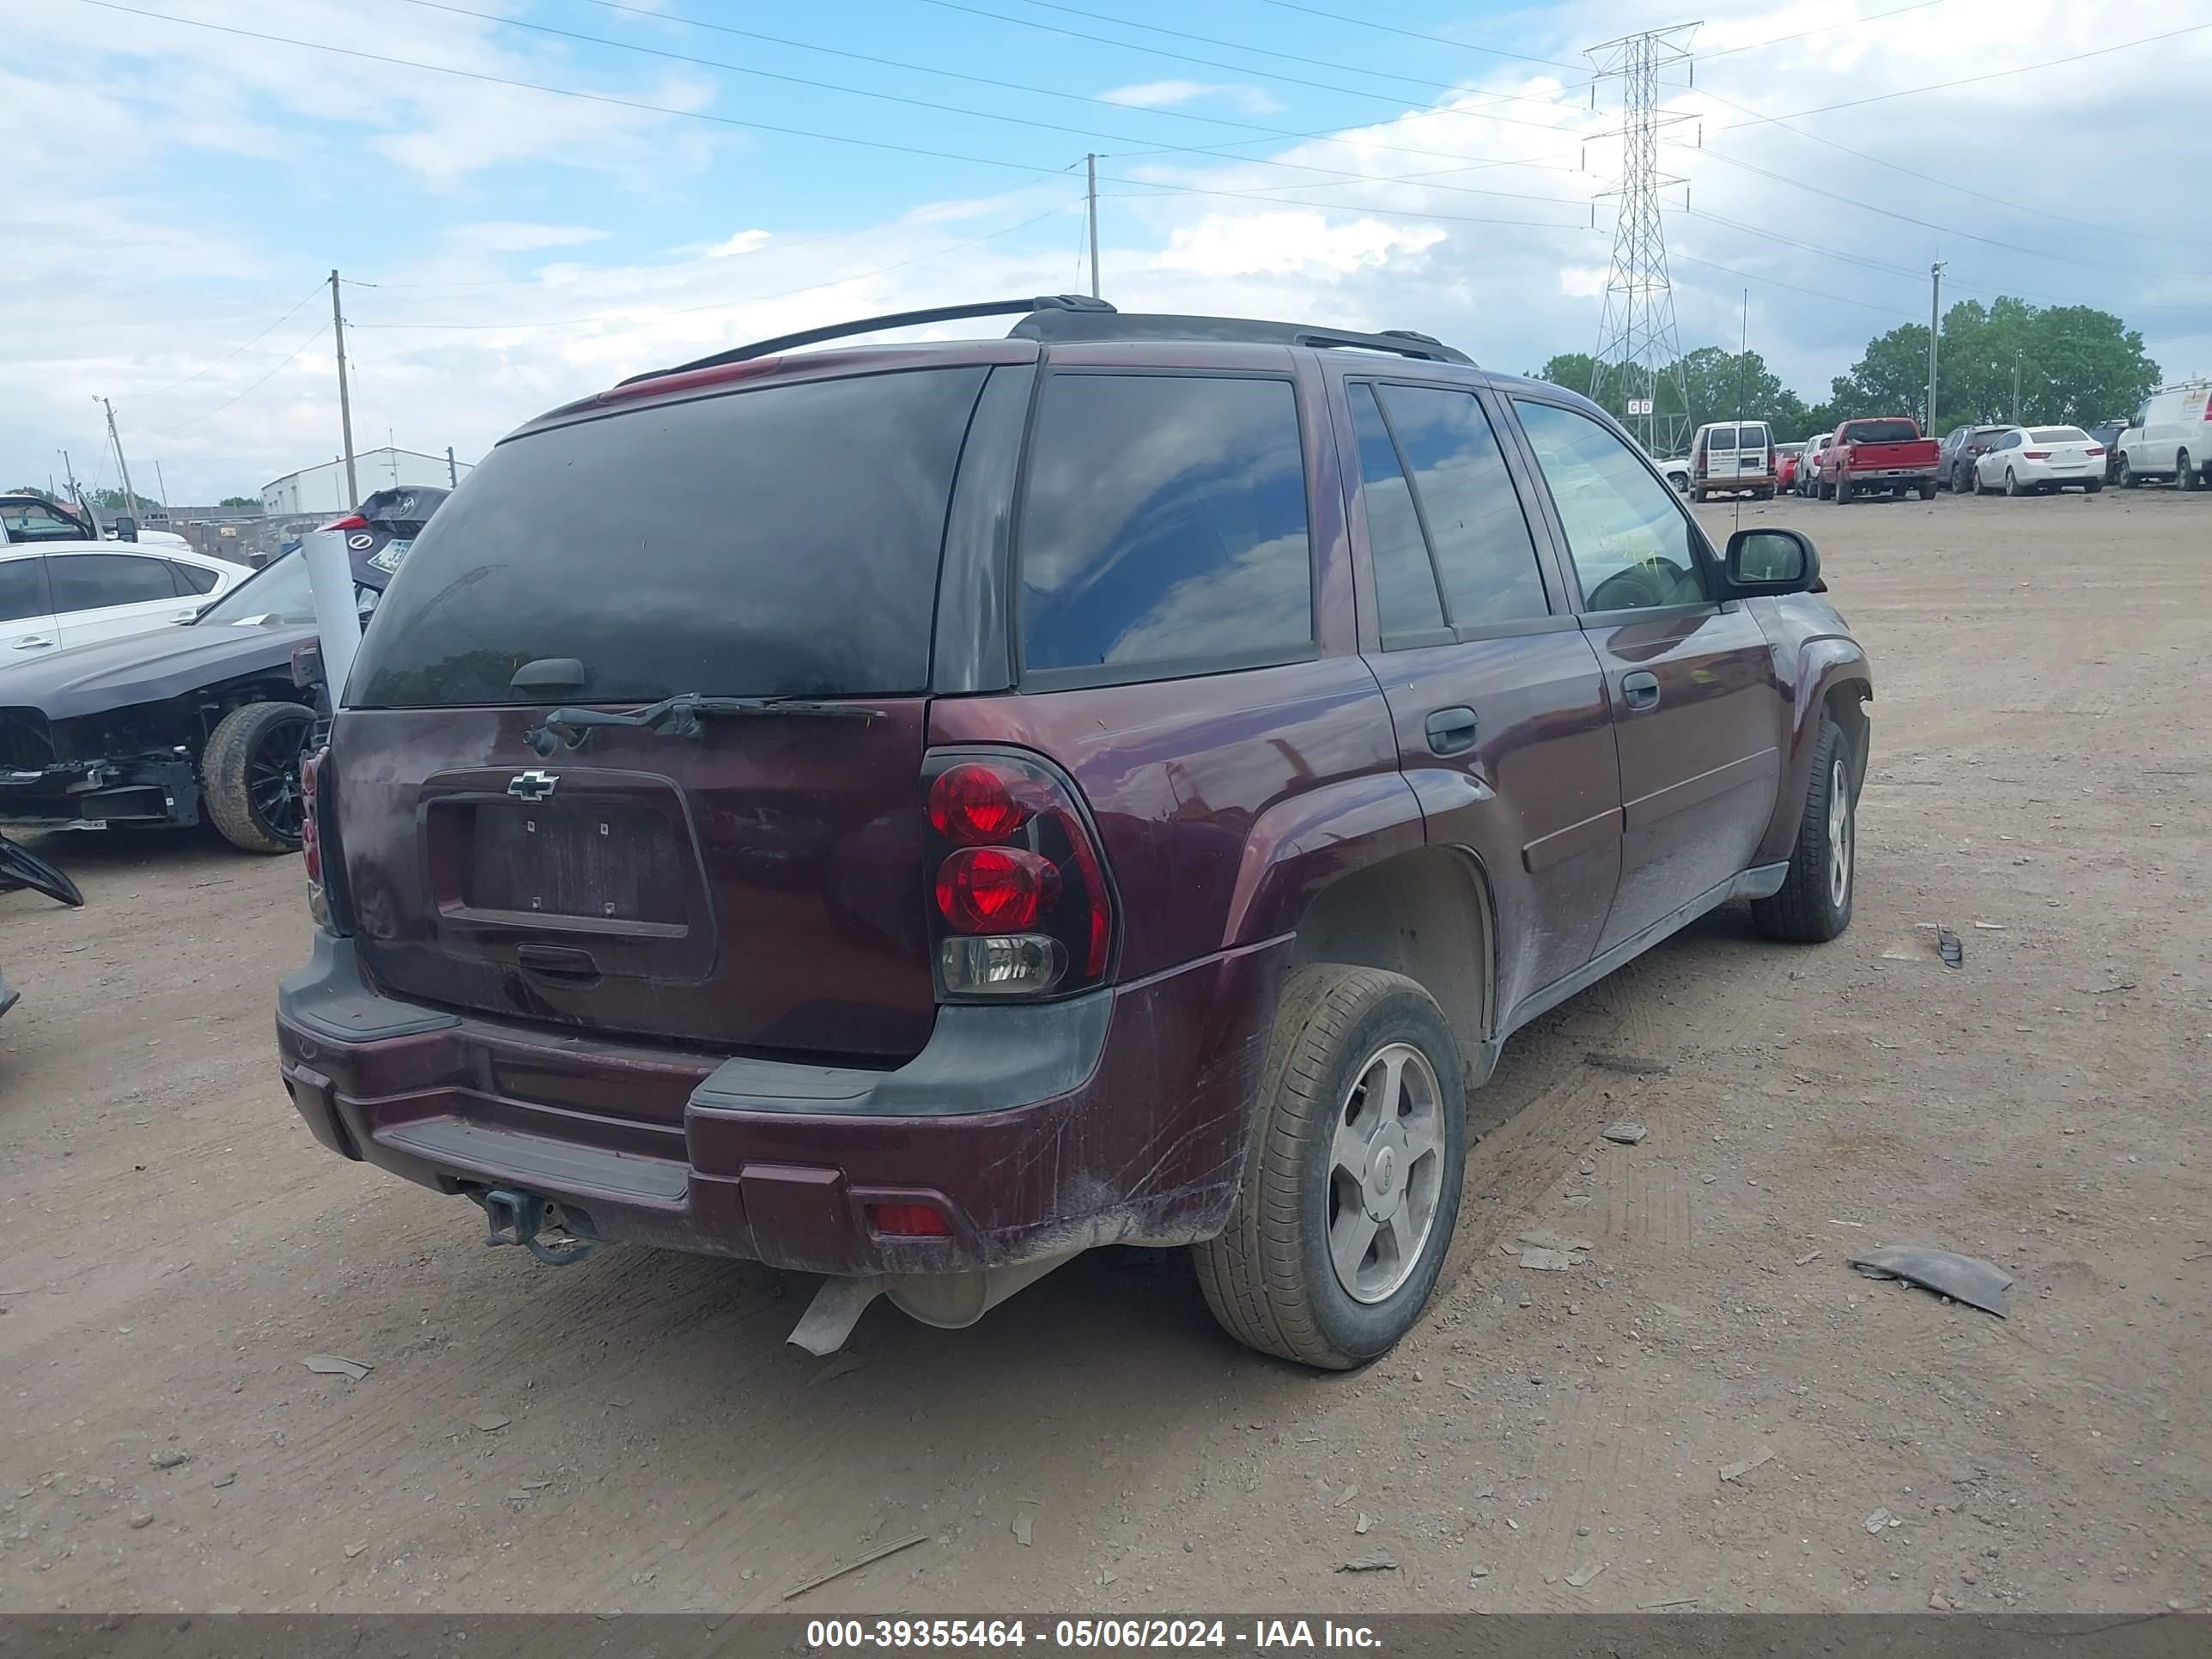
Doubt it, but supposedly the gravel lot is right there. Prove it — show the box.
[3,487,2207,1615]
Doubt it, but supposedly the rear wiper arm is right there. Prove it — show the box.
[527,692,879,754]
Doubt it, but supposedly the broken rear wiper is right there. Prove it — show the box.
[526,692,880,755]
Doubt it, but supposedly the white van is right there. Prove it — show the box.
[2116,380,2212,490]
[1688,420,1776,501]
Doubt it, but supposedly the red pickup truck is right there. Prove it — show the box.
[1817,416,1941,502]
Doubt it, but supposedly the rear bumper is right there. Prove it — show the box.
[276,934,1285,1277]
[1692,473,1775,492]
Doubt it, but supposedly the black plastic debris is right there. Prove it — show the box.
[1937,929,1964,969]
[1850,1246,2011,1316]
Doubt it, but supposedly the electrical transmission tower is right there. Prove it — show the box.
[1586,23,1698,455]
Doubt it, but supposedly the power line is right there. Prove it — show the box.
[1245,0,1583,70]
[149,318,330,434]
[570,0,1579,177]
[346,205,1073,330]
[392,0,1594,204]
[136,281,326,403]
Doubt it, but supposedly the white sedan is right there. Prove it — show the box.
[1,540,245,660]
[1972,426,2106,495]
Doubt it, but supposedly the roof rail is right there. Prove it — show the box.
[1009,307,1474,366]
[621,295,1116,386]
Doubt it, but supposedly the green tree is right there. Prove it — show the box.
[90,487,161,511]
[7,484,60,503]
[1534,348,1812,443]
[217,495,259,508]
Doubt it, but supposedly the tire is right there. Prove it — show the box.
[2085,480,2103,495]
[2118,453,2138,488]
[2180,449,2200,492]
[2004,468,2022,497]
[1194,964,1468,1370]
[1833,475,1852,503]
[1750,718,1856,945]
[1973,468,1991,496]
[201,700,316,854]
[1917,480,1937,501]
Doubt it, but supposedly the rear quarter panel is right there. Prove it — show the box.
[1749,598,1874,863]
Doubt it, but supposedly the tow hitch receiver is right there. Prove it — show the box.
[475,1187,602,1267]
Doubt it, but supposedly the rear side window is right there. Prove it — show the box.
[350,367,989,706]
[168,560,220,594]
[1346,383,1445,636]
[1368,384,1549,630]
[0,557,49,623]
[1018,374,1312,677]
[49,553,179,611]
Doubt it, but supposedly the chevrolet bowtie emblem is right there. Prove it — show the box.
[507,769,558,802]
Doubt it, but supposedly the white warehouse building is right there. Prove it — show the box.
[261,447,471,519]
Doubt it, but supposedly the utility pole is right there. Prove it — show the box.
[99,397,137,517]
[446,445,458,487]
[330,269,360,508]
[1085,153,1101,301]
[1587,25,1697,455]
[2012,361,2021,423]
[1926,262,1945,433]
[154,459,169,513]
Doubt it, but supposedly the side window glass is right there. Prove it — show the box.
[1018,374,1313,675]
[48,553,181,612]
[1512,399,1706,613]
[0,559,50,624]
[168,560,220,595]
[1346,383,1444,637]
[1376,385,1550,628]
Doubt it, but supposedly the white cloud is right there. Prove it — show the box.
[1099,80,1283,114]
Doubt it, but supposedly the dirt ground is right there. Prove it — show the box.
[3,487,2207,1617]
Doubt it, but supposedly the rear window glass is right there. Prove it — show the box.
[1704,427,1740,449]
[2029,428,2088,443]
[1843,419,1919,443]
[1018,374,1312,677]
[350,367,988,707]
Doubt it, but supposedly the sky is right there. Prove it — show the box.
[4,0,2209,504]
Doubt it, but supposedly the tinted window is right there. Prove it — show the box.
[168,560,220,594]
[1705,427,1740,449]
[49,553,179,611]
[2030,428,2089,443]
[1843,419,1919,443]
[1376,385,1548,628]
[1514,400,1705,612]
[1018,374,1311,674]
[1346,383,1443,636]
[0,558,49,624]
[353,367,988,706]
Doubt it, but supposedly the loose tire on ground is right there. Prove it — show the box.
[1194,964,1468,1370]
[1751,717,1856,944]
[202,700,316,854]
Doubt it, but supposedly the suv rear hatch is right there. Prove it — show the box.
[333,362,996,1073]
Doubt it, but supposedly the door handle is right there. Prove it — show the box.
[12,637,53,650]
[1621,672,1662,711]
[1425,706,1480,756]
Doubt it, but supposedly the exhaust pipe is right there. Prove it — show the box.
[787,1250,1082,1356]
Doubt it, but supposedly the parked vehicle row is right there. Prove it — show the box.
[2115,380,2212,490]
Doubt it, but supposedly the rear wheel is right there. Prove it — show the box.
[1917,480,1937,501]
[1751,718,1856,944]
[2118,453,2138,488]
[1194,965,1467,1370]
[2005,468,2022,497]
[2180,449,2201,491]
[1833,475,1852,503]
[202,700,315,854]
[2086,480,2103,494]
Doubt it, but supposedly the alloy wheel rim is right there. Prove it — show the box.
[1326,1042,1444,1304]
[1828,755,1854,908]
[247,709,313,843]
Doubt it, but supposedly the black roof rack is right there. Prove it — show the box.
[1010,307,1474,366]
[621,295,1114,386]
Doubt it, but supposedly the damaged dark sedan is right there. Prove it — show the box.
[0,541,393,854]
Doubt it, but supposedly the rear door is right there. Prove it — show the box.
[1508,397,1783,953]
[0,554,58,658]
[336,361,1003,1075]
[49,550,198,647]
[1335,373,1621,1009]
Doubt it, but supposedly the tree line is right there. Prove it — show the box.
[5,484,261,510]
[1532,295,2161,448]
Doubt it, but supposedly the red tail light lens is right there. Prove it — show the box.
[936,846,1060,932]
[921,750,1117,1001]
[323,514,368,532]
[2024,450,2051,460]
[868,1202,952,1238]
[928,762,1034,845]
[300,746,329,929]
[2085,446,2106,457]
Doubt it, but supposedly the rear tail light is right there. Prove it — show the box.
[922,750,1116,1000]
[868,1201,952,1238]
[2024,450,2051,460]
[2085,447,2106,457]
[323,514,368,532]
[300,746,328,929]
